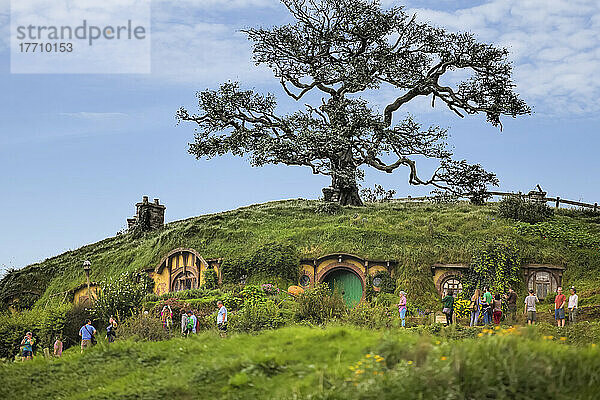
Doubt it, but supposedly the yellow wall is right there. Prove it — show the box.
[315,258,365,276]
[73,285,100,305]
[367,265,388,276]
[150,269,170,296]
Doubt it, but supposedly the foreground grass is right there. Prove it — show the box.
[1,325,599,400]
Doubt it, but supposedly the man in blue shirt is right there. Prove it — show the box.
[79,319,96,352]
[217,300,227,338]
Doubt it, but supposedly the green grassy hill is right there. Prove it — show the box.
[2,199,600,309]
[1,324,600,400]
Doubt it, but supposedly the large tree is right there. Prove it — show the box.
[177,0,530,205]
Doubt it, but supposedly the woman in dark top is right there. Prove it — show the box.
[442,290,455,326]
[492,294,503,325]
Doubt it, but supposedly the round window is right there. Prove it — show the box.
[299,274,310,287]
[372,276,383,287]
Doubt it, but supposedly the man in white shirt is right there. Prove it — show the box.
[217,300,227,338]
[568,287,579,324]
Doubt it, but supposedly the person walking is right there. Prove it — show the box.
[398,291,407,328]
[504,287,517,324]
[161,305,173,331]
[106,317,118,343]
[483,287,493,325]
[554,287,566,327]
[469,289,481,327]
[217,300,228,337]
[568,287,578,324]
[79,319,96,352]
[492,294,502,325]
[186,310,197,335]
[181,311,189,336]
[20,332,34,361]
[53,336,63,357]
[524,289,539,325]
[442,290,455,326]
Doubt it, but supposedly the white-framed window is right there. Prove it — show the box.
[442,277,463,295]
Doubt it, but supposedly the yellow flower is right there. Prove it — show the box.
[560,337,567,341]
[407,361,413,365]
[435,340,441,345]
[494,326,500,330]
[440,356,447,361]
[373,371,378,375]
[477,333,484,337]
[355,369,364,374]
[366,354,371,358]
[592,344,597,348]
[548,336,554,340]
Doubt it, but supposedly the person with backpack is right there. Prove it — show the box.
[79,319,96,352]
[20,332,34,361]
[442,290,455,326]
[181,311,188,335]
[469,289,481,327]
[217,300,228,338]
[106,317,118,343]
[186,310,197,335]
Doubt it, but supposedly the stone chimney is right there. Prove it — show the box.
[127,196,166,231]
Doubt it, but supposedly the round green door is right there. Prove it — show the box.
[324,269,363,308]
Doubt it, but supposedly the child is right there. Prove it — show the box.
[53,336,63,357]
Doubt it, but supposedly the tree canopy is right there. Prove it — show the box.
[177,0,530,205]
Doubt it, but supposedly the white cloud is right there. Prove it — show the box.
[59,112,129,120]
[408,0,600,116]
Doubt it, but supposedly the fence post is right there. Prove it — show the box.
[555,197,560,208]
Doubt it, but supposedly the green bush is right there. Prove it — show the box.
[202,269,219,289]
[229,300,286,333]
[118,313,171,342]
[345,302,394,329]
[498,196,554,223]
[294,284,347,324]
[0,303,71,360]
[221,242,299,284]
[465,239,522,295]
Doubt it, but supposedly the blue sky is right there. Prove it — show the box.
[1,0,599,270]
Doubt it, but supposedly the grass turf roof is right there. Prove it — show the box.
[1,199,599,308]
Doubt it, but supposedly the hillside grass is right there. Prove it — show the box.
[2,199,600,308]
[1,324,599,399]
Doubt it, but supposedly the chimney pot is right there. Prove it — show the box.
[143,196,149,203]
[154,198,159,205]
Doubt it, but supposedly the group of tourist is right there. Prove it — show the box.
[462,287,518,326]
[435,286,579,327]
[178,300,228,338]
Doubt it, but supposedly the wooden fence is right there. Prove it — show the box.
[392,191,599,212]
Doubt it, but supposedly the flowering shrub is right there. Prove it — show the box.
[453,295,471,318]
[93,272,151,321]
[261,283,280,295]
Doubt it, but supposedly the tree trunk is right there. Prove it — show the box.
[338,184,363,206]
[325,175,363,206]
